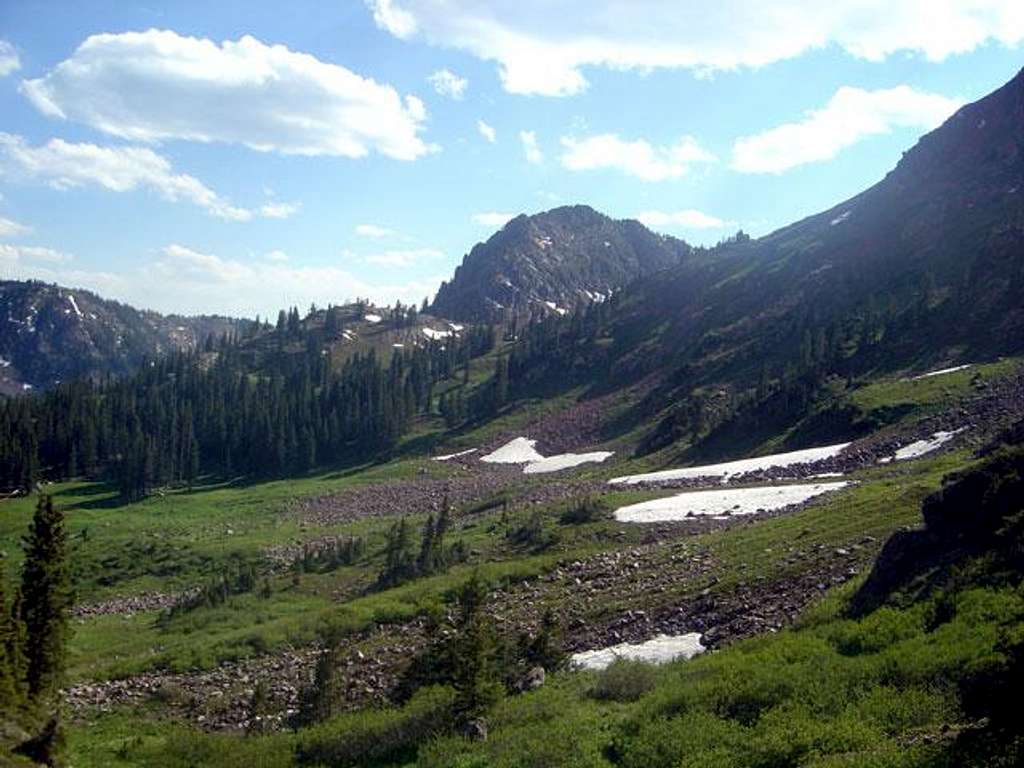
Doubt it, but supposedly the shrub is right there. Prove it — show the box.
[560,496,609,525]
[295,685,456,766]
[588,658,659,702]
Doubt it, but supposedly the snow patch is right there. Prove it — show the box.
[524,451,614,474]
[448,322,464,332]
[609,442,851,485]
[911,364,972,380]
[422,327,454,341]
[433,448,478,461]
[364,313,382,323]
[881,429,965,463]
[66,294,83,318]
[0,357,10,368]
[480,437,545,464]
[571,633,705,670]
[392,343,405,348]
[613,482,848,523]
[830,210,851,226]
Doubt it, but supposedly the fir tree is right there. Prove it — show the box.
[18,495,73,701]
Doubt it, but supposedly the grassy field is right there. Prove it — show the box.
[4,360,1021,766]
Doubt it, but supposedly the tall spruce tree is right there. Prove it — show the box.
[19,495,73,700]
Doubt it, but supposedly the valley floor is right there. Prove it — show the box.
[3,359,1023,766]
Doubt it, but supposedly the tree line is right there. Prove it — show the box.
[0,318,497,499]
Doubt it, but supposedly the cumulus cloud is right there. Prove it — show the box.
[732,85,963,173]
[134,243,444,315]
[636,209,734,229]
[0,133,291,221]
[0,243,73,264]
[428,68,468,99]
[21,29,434,160]
[7,243,443,317]
[471,211,516,227]
[258,201,301,219]
[366,1,1024,96]
[477,119,496,143]
[0,216,31,238]
[360,247,444,267]
[560,133,716,181]
[356,224,395,239]
[520,130,543,164]
[0,40,19,77]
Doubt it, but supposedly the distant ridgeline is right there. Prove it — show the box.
[0,314,497,499]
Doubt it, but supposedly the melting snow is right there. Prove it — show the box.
[571,633,705,670]
[881,429,965,463]
[0,357,10,368]
[830,210,852,226]
[392,343,405,348]
[524,451,614,474]
[481,437,545,464]
[609,442,851,485]
[66,294,83,318]
[912,365,972,380]
[448,322,464,332]
[613,482,849,523]
[433,448,478,461]
[364,314,382,323]
[422,328,454,341]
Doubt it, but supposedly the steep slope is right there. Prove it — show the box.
[504,68,1024,457]
[0,280,245,394]
[626,66,1024,377]
[431,205,691,321]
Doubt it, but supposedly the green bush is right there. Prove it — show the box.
[587,658,659,702]
[295,685,456,767]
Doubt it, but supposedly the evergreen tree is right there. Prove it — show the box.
[451,571,502,720]
[18,495,72,701]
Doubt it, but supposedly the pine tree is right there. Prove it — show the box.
[19,495,73,700]
[451,571,502,720]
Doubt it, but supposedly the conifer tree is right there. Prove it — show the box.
[19,495,73,700]
[451,571,502,720]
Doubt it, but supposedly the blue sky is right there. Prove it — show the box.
[0,1,1022,317]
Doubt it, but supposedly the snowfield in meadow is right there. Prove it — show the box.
[524,451,614,474]
[609,442,850,485]
[481,437,546,464]
[613,481,849,523]
[880,429,965,463]
[480,437,614,473]
[433,448,478,461]
[571,633,705,670]
[911,364,971,380]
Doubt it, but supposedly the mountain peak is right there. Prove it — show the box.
[431,206,690,322]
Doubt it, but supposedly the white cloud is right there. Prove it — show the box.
[21,29,434,160]
[258,201,301,219]
[360,247,444,267]
[0,243,73,264]
[4,242,445,316]
[355,223,398,238]
[0,133,294,221]
[428,68,468,99]
[732,85,963,173]
[471,211,516,227]
[264,249,289,262]
[0,216,31,238]
[0,40,19,77]
[477,119,496,143]
[367,1,1024,96]
[520,130,543,164]
[636,209,734,229]
[560,133,715,181]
